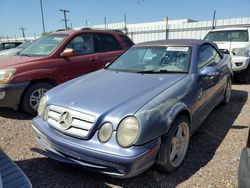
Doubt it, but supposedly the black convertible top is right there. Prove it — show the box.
[136,39,218,48]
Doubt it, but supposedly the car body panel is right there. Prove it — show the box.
[32,39,232,177]
[0,149,32,188]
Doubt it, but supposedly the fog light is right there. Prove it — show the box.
[98,123,113,143]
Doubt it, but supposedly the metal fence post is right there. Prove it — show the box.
[165,17,168,40]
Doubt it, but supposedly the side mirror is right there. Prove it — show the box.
[199,66,221,88]
[60,48,75,57]
[219,49,230,55]
[200,66,220,78]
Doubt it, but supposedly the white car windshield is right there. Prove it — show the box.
[204,30,249,42]
[107,46,192,73]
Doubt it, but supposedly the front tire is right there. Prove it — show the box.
[21,82,53,116]
[157,116,190,173]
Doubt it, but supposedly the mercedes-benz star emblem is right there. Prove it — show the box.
[59,111,72,130]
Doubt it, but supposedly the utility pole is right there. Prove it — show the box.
[124,14,128,34]
[60,9,70,29]
[104,16,107,29]
[40,0,46,34]
[212,10,216,29]
[19,27,26,39]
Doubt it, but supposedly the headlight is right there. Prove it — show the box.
[117,116,140,148]
[37,96,47,116]
[0,68,16,84]
[43,106,49,121]
[98,122,113,143]
[232,48,250,57]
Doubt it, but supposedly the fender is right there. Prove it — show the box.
[167,103,192,130]
[135,100,191,145]
[10,69,62,84]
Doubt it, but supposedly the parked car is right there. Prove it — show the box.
[0,40,34,57]
[0,29,133,115]
[0,41,23,51]
[204,27,250,82]
[32,39,233,178]
[0,149,32,187]
[238,128,250,188]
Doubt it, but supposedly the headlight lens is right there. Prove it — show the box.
[43,106,49,121]
[37,96,47,116]
[0,68,16,84]
[232,48,250,57]
[117,116,140,148]
[98,122,113,143]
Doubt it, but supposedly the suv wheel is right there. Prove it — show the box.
[21,82,53,116]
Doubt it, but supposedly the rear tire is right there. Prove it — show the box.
[157,116,190,173]
[222,78,232,105]
[21,82,53,116]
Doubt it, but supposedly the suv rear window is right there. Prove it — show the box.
[119,35,134,48]
[94,33,121,52]
[204,30,249,42]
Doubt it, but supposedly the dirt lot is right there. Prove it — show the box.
[0,84,249,188]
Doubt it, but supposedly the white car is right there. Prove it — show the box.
[204,27,250,82]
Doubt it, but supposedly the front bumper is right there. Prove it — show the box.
[232,56,250,71]
[32,117,161,178]
[0,82,29,110]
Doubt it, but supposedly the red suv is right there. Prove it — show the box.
[0,29,133,115]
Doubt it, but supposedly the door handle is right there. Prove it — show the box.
[89,57,99,61]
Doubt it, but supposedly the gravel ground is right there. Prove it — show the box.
[0,84,249,188]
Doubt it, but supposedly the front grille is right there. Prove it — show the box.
[47,105,96,138]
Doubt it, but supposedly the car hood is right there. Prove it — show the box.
[0,55,44,68]
[47,69,187,122]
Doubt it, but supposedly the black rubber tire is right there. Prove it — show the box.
[157,115,190,173]
[21,82,53,116]
[222,78,232,105]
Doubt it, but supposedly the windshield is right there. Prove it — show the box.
[17,40,34,49]
[204,30,249,42]
[107,46,191,73]
[19,34,67,57]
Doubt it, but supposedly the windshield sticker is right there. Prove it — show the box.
[166,47,189,52]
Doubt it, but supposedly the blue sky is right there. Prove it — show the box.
[0,0,250,38]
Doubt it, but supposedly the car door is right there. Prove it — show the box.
[199,44,226,101]
[57,33,98,81]
[192,44,225,128]
[93,33,124,67]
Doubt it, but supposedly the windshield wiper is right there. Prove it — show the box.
[19,53,33,57]
[136,69,170,74]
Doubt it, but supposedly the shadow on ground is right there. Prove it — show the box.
[0,108,32,120]
[16,89,248,188]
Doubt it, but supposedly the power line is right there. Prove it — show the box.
[59,9,70,29]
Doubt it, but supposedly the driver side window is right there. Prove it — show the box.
[198,44,221,68]
[65,34,94,56]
